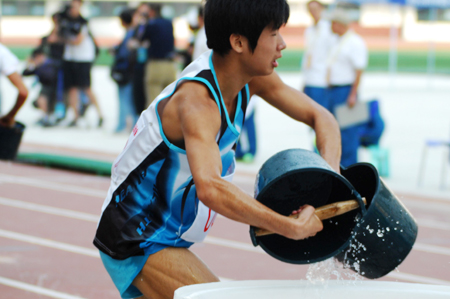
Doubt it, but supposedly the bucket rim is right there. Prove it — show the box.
[256,167,354,204]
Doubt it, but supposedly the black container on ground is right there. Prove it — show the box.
[0,122,25,160]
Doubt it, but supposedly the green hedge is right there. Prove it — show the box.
[7,46,450,74]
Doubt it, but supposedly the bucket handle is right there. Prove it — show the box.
[353,189,367,215]
[254,197,367,237]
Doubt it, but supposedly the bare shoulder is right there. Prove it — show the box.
[161,80,222,141]
[248,72,284,98]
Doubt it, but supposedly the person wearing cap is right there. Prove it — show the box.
[0,43,29,127]
[301,0,337,111]
[327,8,368,167]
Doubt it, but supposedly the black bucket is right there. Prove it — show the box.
[0,122,25,160]
[336,163,418,279]
[250,149,365,264]
[249,149,417,279]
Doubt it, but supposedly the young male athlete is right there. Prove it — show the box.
[94,1,341,298]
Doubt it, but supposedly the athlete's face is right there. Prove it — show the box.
[247,26,286,76]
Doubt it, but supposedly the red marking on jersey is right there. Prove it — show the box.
[204,209,217,232]
[133,126,138,136]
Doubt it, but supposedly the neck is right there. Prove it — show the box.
[338,28,349,36]
[211,52,251,105]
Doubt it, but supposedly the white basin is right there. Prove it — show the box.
[174,280,450,299]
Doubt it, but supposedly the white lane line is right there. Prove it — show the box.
[387,272,450,285]
[413,243,450,256]
[0,229,99,258]
[2,196,450,257]
[0,276,87,299]
[204,236,265,254]
[398,198,450,214]
[2,228,450,286]
[0,174,105,198]
[3,195,450,234]
[416,218,450,231]
[0,197,99,223]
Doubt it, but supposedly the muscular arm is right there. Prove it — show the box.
[0,72,28,127]
[169,83,322,240]
[249,71,341,172]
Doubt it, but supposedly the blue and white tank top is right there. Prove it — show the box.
[94,51,250,260]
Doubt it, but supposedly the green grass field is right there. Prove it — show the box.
[8,46,450,74]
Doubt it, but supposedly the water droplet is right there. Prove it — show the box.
[386,227,390,231]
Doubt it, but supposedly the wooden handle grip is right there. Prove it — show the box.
[254,198,367,237]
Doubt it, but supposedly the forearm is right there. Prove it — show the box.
[69,33,84,45]
[5,73,28,119]
[349,70,363,98]
[198,177,301,238]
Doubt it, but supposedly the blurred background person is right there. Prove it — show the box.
[192,5,208,60]
[37,12,66,122]
[60,0,103,127]
[327,8,368,167]
[128,3,150,115]
[236,96,259,163]
[139,3,176,106]
[110,8,138,134]
[0,44,28,127]
[22,48,59,127]
[301,0,337,111]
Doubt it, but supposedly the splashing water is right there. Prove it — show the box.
[305,258,364,298]
[306,258,364,283]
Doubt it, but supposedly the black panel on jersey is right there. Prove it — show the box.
[94,141,170,259]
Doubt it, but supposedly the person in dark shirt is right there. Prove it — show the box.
[140,4,177,106]
[39,13,65,61]
[23,48,59,127]
[36,13,66,121]
[129,3,150,114]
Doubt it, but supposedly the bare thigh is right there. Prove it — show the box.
[132,247,219,299]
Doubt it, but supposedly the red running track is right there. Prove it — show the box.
[0,161,449,298]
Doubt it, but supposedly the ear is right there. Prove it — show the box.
[229,33,246,54]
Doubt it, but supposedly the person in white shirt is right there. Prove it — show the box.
[301,0,337,110]
[327,8,368,167]
[60,0,103,127]
[192,6,209,60]
[0,44,28,127]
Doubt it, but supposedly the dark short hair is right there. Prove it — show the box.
[32,48,45,58]
[119,8,135,25]
[205,0,290,56]
[149,4,162,16]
